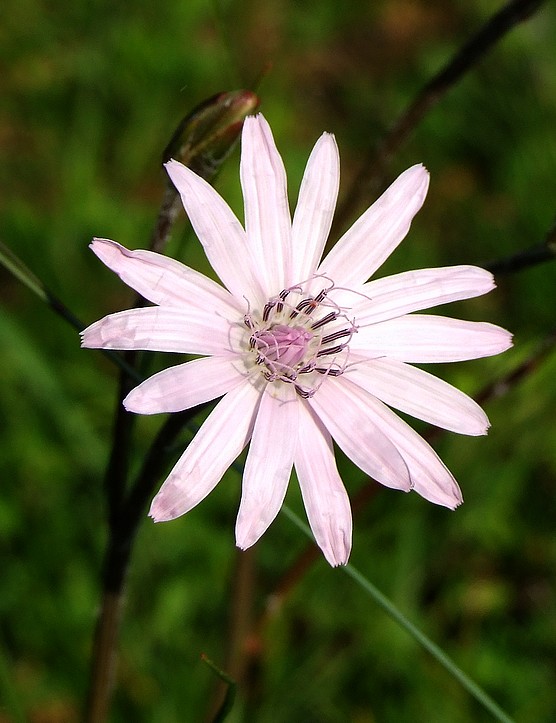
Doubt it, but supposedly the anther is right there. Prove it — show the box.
[311,312,338,330]
[316,367,343,376]
[317,344,346,357]
[294,385,314,399]
[321,328,352,345]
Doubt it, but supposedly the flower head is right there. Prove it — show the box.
[82,114,512,566]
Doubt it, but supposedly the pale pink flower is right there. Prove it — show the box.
[82,114,512,566]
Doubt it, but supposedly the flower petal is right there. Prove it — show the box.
[351,265,496,326]
[351,315,513,362]
[124,355,245,414]
[81,306,231,355]
[165,159,263,303]
[291,132,340,282]
[308,377,411,491]
[90,238,241,318]
[345,358,489,435]
[236,383,298,549]
[295,402,352,566]
[341,382,463,508]
[318,164,429,287]
[240,114,292,296]
[149,381,260,522]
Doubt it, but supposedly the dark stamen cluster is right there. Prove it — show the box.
[244,283,358,398]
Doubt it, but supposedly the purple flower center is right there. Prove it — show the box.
[243,279,358,398]
[252,324,313,377]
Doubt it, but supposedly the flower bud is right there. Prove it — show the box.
[162,90,260,181]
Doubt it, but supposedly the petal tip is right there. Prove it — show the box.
[148,499,174,523]
[148,479,189,522]
[325,550,350,567]
[164,157,180,171]
[80,324,100,349]
[89,237,120,263]
[122,392,141,414]
[235,536,254,553]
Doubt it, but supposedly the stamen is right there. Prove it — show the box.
[317,344,346,357]
[242,274,359,398]
[321,328,353,344]
[310,311,338,330]
[316,367,343,376]
[314,287,329,304]
[262,301,275,322]
[276,288,291,314]
[293,297,317,315]
[294,385,314,399]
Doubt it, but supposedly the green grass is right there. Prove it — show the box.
[1,1,556,721]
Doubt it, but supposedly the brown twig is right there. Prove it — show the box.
[207,548,257,721]
[330,0,548,241]
[85,408,205,722]
[485,218,556,275]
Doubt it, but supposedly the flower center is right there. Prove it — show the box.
[242,278,357,398]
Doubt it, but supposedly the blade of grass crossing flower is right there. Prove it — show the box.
[0,239,50,304]
[0,240,142,382]
[281,504,515,723]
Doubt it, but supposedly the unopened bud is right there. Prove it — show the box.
[163,90,260,181]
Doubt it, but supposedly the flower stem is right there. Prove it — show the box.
[282,506,515,723]
[331,0,548,239]
[342,562,516,723]
[485,217,556,275]
[0,241,141,383]
[85,588,126,723]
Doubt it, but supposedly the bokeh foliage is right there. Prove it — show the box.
[1,1,556,721]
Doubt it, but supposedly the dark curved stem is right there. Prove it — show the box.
[485,218,556,275]
[85,406,206,722]
[331,0,548,240]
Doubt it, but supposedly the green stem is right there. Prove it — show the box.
[0,241,141,383]
[281,505,515,723]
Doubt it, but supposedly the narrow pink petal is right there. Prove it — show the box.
[351,265,496,326]
[165,160,263,303]
[90,238,241,318]
[345,359,489,435]
[295,402,352,566]
[318,165,430,287]
[81,306,231,355]
[351,315,513,362]
[291,132,340,282]
[149,381,260,522]
[308,377,411,491]
[240,115,292,296]
[342,382,463,508]
[124,356,246,414]
[235,384,298,550]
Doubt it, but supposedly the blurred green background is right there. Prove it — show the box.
[1,0,556,721]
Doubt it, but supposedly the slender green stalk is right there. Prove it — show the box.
[202,655,237,723]
[343,564,515,723]
[0,241,142,383]
[281,505,515,723]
